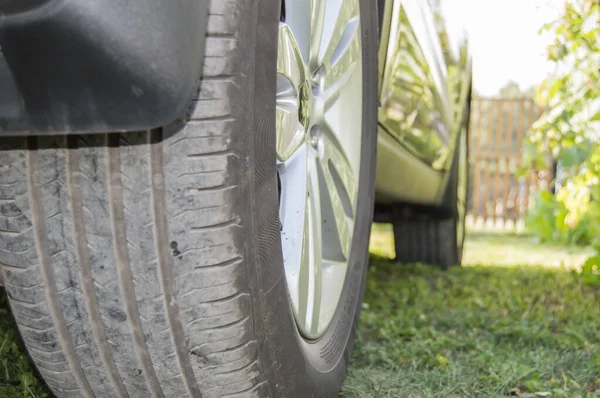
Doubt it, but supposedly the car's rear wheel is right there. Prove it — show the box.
[0,1,377,397]
[392,123,469,269]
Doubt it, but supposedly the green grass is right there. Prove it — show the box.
[463,230,594,269]
[341,227,600,397]
[0,294,51,398]
[1,228,599,397]
[369,223,594,269]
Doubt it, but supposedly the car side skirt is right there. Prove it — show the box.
[375,125,444,206]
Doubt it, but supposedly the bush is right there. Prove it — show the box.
[525,190,594,246]
[524,0,600,264]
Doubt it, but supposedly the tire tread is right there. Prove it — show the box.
[393,213,459,269]
[0,1,269,397]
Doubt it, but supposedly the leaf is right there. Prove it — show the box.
[558,146,581,166]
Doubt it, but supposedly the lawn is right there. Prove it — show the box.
[342,225,600,397]
[1,227,599,397]
[0,294,50,398]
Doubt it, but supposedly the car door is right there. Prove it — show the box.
[378,0,470,172]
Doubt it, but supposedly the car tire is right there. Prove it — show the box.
[392,114,469,269]
[392,206,463,269]
[0,0,377,397]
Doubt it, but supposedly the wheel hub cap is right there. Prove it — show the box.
[276,0,362,339]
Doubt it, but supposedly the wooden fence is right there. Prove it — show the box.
[468,97,550,226]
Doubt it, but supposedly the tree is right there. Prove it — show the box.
[530,0,600,161]
[496,81,536,99]
[498,81,522,98]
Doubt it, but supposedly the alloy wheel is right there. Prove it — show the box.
[276,0,363,339]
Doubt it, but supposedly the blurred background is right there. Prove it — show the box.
[372,0,599,268]
[461,0,599,256]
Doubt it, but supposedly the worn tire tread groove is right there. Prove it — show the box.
[106,134,164,397]
[26,136,95,398]
[149,129,203,398]
[65,135,130,398]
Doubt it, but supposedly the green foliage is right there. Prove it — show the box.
[580,254,600,286]
[496,80,536,99]
[524,0,600,265]
[531,1,600,148]
[525,190,593,246]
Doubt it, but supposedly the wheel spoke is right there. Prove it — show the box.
[322,124,357,210]
[322,60,358,112]
[278,145,308,314]
[321,61,362,187]
[320,259,347,322]
[318,0,359,68]
[276,94,305,162]
[278,23,305,88]
[298,151,323,336]
[277,23,307,161]
[319,124,356,259]
[321,18,360,112]
[283,0,326,65]
[309,0,326,68]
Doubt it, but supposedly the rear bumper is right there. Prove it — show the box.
[0,0,208,135]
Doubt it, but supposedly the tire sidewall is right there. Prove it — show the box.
[246,0,378,396]
[456,97,471,264]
